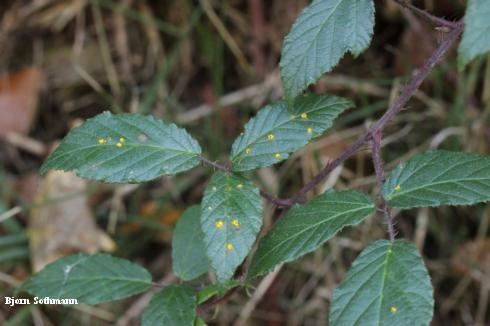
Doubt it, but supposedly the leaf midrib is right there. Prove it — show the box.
[376,242,393,326]
[385,176,490,202]
[232,100,344,161]
[47,143,199,165]
[253,203,373,269]
[43,276,151,284]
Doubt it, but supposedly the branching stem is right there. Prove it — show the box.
[196,3,464,312]
[201,23,463,209]
[200,156,230,172]
[284,21,463,206]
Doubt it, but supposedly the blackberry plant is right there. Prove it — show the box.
[20,0,490,325]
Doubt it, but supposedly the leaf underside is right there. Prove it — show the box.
[383,150,490,209]
[231,94,353,171]
[142,284,196,326]
[21,253,152,305]
[40,112,202,183]
[280,0,375,101]
[458,0,490,68]
[330,240,434,326]
[248,191,374,279]
[172,205,210,281]
[201,172,263,281]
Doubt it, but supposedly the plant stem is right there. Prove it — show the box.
[200,156,231,172]
[151,282,167,288]
[371,130,396,242]
[259,189,294,207]
[201,156,293,206]
[196,287,238,316]
[392,0,460,29]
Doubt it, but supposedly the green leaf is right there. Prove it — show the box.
[40,112,202,183]
[458,0,490,68]
[142,284,196,326]
[248,191,374,279]
[231,94,353,171]
[172,205,210,281]
[383,150,490,209]
[194,317,207,326]
[201,172,263,281]
[197,280,240,304]
[21,253,152,305]
[280,0,375,101]
[330,240,434,326]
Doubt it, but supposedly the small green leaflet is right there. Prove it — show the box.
[330,240,434,326]
[21,253,152,305]
[248,191,374,279]
[280,0,375,102]
[458,0,490,68]
[142,284,196,326]
[197,280,240,304]
[194,317,207,326]
[383,150,490,209]
[231,94,352,171]
[172,205,209,281]
[40,112,202,183]
[201,172,263,281]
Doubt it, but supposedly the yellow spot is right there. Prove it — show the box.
[390,306,398,313]
[231,219,240,228]
[240,132,244,136]
[301,112,308,119]
[245,148,251,155]
[116,142,123,148]
[267,133,275,141]
[394,185,401,191]
[307,127,313,134]
[215,220,224,229]
[98,138,106,144]
[119,137,125,142]
[275,153,281,159]
[237,184,243,189]
[290,114,296,119]
[226,243,234,251]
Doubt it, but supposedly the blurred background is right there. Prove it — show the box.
[0,0,488,325]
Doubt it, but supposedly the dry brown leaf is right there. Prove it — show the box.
[122,201,182,236]
[0,67,44,137]
[29,170,115,272]
[139,201,182,226]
